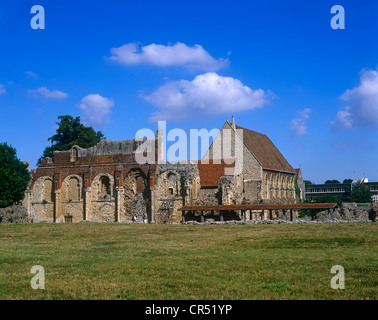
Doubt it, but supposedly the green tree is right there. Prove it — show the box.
[314,195,342,207]
[325,180,341,184]
[0,143,31,208]
[343,179,353,184]
[348,183,372,203]
[38,115,105,165]
[304,180,313,185]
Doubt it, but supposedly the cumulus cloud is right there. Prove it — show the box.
[142,72,273,122]
[108,42,228,72]
[78,94,114,126]
[0,84,6,95]
[335,68,378,128]
[28,87,68,99]
[290,108,311,136]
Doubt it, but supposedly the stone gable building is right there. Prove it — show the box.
[25,117,299,223]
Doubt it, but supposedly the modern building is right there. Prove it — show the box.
[305,179,378,202]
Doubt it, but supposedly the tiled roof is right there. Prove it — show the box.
[294,168,300,180]
[235,124,295,173]
[195,159,235,187]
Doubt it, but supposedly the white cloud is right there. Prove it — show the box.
[143,72,273,121]
[78,94,114,126]
[28,87,68,99]
[0,84,6,95]
[290,108,311,136]
[24,71,39,79]
[108,42,228,71]
[336,68,378,128]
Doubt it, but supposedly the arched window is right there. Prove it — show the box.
[99,176,111,196]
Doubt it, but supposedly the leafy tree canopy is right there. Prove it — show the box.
[348,183,372,203]
[313,195,343,207]
[0,142,31,208]
[325,180,341,184]
[343,179,353,184]
[37,115,105,165]
[304,180,313,185]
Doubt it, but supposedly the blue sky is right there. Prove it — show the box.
[0,0,377,183]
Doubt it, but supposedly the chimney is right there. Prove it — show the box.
[232,115,235,130]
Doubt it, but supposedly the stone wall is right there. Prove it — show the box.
[153,162,199,223]
[0,205,29,224]
[196,187,220,206]
[315,207,372,221]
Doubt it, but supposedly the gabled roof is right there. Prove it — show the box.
[235,124,295,173]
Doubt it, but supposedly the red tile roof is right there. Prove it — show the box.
[195,159,235,187]
[235,124,295,173]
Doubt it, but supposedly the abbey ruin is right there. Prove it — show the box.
[25,117,303,223]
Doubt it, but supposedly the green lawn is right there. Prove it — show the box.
[0,222,376,300]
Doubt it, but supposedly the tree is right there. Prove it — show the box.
[314,195,342,207]
[38,115,105,165]
[343,179,353,184]
[0,143,31,208]
[348,183,372,203]
[304,180,313,185]
[325,180,341,184]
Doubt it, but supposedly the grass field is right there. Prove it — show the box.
[0,222,376,300]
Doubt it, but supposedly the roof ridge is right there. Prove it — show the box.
[235,124,265,136]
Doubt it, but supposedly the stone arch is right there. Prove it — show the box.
[124,169,148,194]
[122,169,150,222]
[272,174,277,200]
[279,175,284,199]
[89,173,116,222]
[92,173,115,199]
[283,176,288,199]
[264,173,269,200]
[268,173,274,200]
[33,177,54,203]
[31,176,55,222]
[289,176,294,199]
[98,176,112,198]
[62,175,83,202]
[43,178,54,202]
[59,175,84,223]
